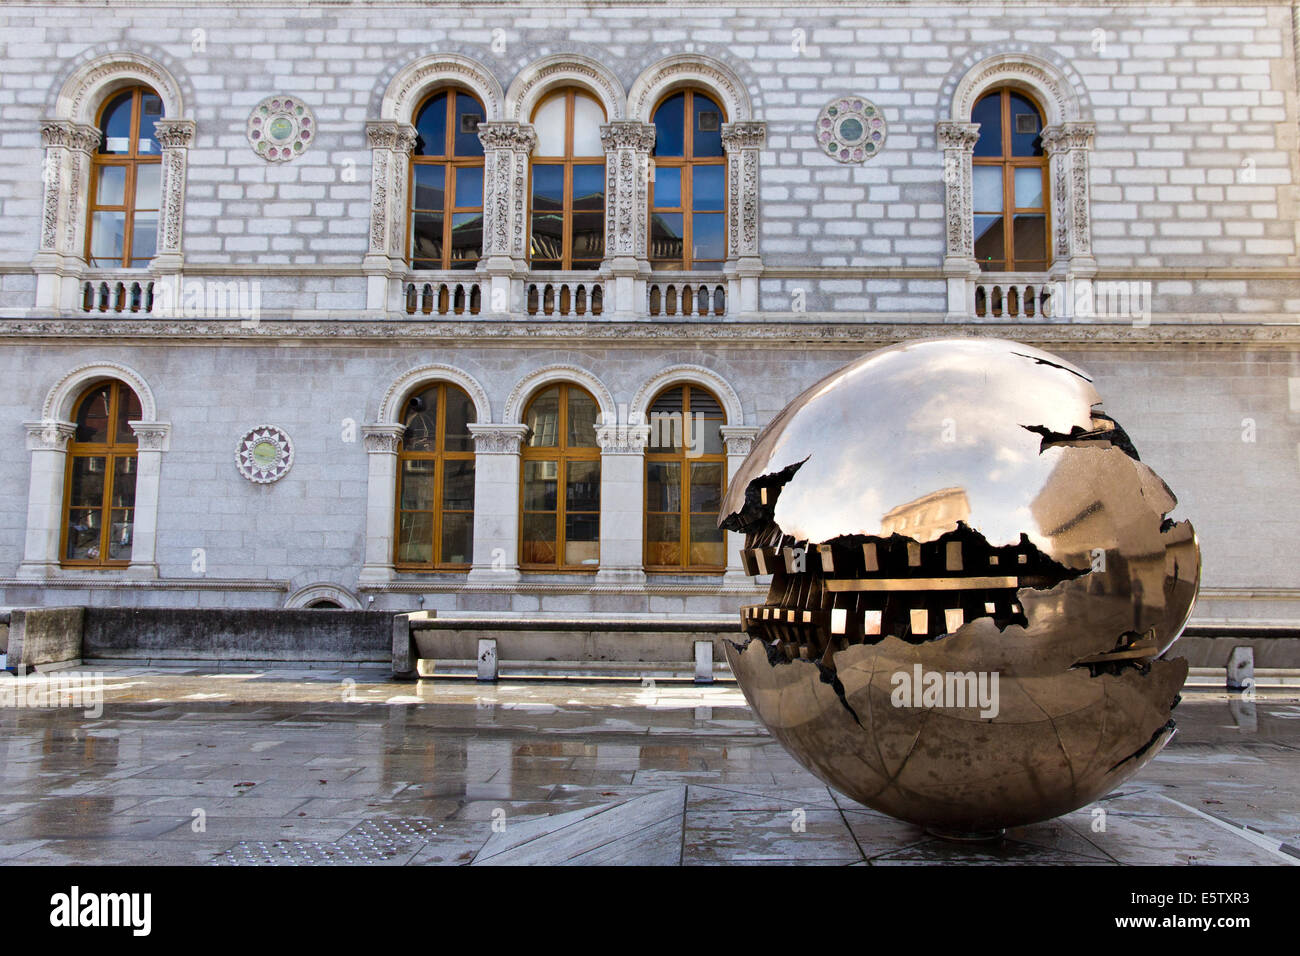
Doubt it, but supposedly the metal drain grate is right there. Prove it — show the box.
[212,818,439,866]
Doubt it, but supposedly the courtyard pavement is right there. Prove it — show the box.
[1,665,1297,865]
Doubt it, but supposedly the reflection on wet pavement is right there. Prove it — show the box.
[0,666,1297,865]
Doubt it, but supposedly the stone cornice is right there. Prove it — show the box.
[3,318,1299,348]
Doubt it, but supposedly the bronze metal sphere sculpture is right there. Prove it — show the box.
[719,338,1200,837]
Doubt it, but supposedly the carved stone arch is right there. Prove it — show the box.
[380,52,505,123]
[503,364,616,427]
[628,53,753,124]
[376,362,493,425]
[42,360,158,422]
[54,50,187,124]
[630,364,744,427]
[948,51,1086,127]
[505,54,625,122]
[285,583,363,610]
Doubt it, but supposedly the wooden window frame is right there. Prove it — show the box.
[528,88,607,271]
[60,381,139,568]
[519,383,601,572]
[972,88,1050,273]
[649,89,728,272]
[643,385,727,573]
[394,382,476,571]
[86,86,161,269]
[408,88,486,271]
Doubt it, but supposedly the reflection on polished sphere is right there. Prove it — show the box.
[719,338,1200,836]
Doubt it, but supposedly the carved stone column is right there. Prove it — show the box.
[362,121,417,310]
[1041,122,1098,286]
[719,425,760,588]
[358,423,406,584]
[33,120,100,309]
[126,420,171,578]
[720,121,766,314]
[478,122,537,315]
[17,421,77,579]
[151,119,195,273]
[594,423,651,585]
[600,122,655,319]
[465,424,530,584]
[937,121,981,319]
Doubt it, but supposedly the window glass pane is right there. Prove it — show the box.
[649,387,684,450]
[69,457,106,507]
[134,164,160,210]
[402,387,439,450]
[442,459,475,511]
[443,386,476,451]
[567,390,599,446]
[112,456,137,508]
[692,213,725,263]
[696,418,724,456]
[571,212,604,262]
[1014,167,1044,209]
[413,165,445,210]
[533,95,567,155]
[645,513,680,566]
[397,512,433,564]
[449,213,481,267]
[974,215,1004,268]
[115,387,141,443]
[523,459,559,510]
[96,166,126,206]
[440,512,473,565]
[525,387,560,446]
[972,93,1002,157]
[572,164,605,211]
[137,93,162,154]
[454,166,483,208]
[566,459,600,512]
[454,93,485,157]
[532,164,564,208]
[570,93,605,155]
[691,165,725,212]
[688,515,725,566]
[653,166,681,207]
[108,509,134,560]
[972,166,1003,213]
[1013,214,1047,264]
[99,92,134,154]
[652,93,685,157]
[414,93,448,156]
[411,212,443,263]
[400,459,438,509]
[693,95,724,157]
[90,210,126,264]
[65,509,101,560]
[690,462,723,512]
[1008,94,1043,157]
[76,386,111,443]
[131,212,158,262]
[650,213,684,263]
[564,514,600,566]
[521,513,557,565]
[646,461,682,511]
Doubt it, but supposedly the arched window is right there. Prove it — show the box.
[529,89,606,270]
[649,90,726,270]
[62,380,141,566]
[972,88,1048,272]
[644,384,726,570]
[409,89,486,270]
[395,382,476,569]
[520,384,600,569]
[87,86,162,268]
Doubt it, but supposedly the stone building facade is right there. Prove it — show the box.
[0,0,1298,625]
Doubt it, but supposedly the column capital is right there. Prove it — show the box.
[128,420,171,452]
[719,425,760,457]
[477,121,537,152]
[600,121,656,151]
[362,423,406,454]
[720,121,767,151]
[154,119,196,149]
[469,423,530,455]
[936,121,980,150]
[1041,122,1095,154]
[596,423,651,454]
[24,420,76,451]
[41,119,101,153]
[366,120,417,153]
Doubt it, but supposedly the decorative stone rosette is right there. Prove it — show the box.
[236,425,294,483]
[816,96,886,163]
[247,95,316,162]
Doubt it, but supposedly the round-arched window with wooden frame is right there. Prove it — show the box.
[409,88,486,271]
[529,88,607,271]
[395,382,477,569]
[649,89,727,271]
[644,384,726,571]
[62,380,141,566]
[520,383,601,570]
[87,86,163,268]
[971,88,1049,273]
